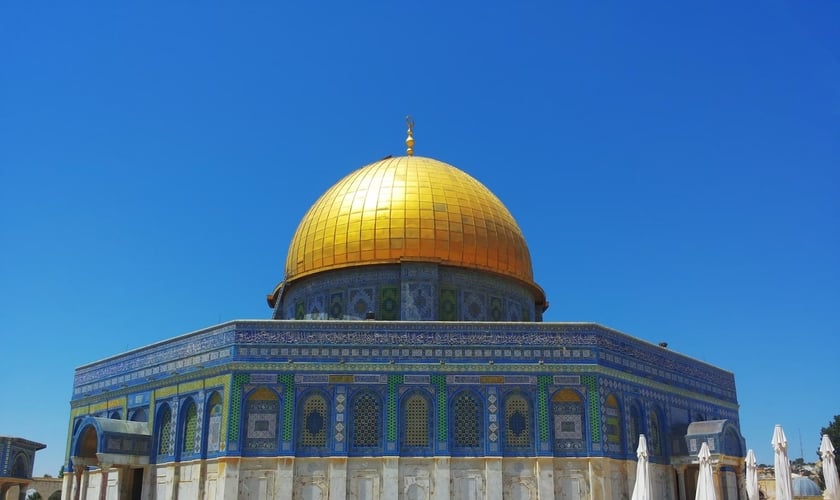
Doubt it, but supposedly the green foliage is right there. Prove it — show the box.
[820,415,840,478]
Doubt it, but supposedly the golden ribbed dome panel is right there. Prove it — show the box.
[285,156,535,286]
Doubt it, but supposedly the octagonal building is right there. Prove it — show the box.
[63,127,747,500]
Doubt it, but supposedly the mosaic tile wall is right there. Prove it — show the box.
[275,262,538,322]
[69,367,743,465]
[68,319,743,465]
[72,321,739,405]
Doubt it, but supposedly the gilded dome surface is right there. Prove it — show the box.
[285,155,538,290]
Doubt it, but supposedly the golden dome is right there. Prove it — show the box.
[285,155,540,293]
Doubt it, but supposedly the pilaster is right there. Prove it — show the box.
[275,457,294,499]
[328,457,347,500]
[215,459,240,499]
[382,457,399,499]
[537,457,555,500]
[485,457,503,500]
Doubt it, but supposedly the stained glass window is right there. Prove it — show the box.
[298,393,328,449]
[351,391,381,451]
[504,393,531,450]
[452,391,481,450]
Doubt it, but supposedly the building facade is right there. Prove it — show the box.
[63,133,747,499]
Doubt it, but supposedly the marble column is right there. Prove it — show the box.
[73,467,84,500]
[98,463,110,500]
[676,465,687,500]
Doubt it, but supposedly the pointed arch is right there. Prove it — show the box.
[129,408,148,422]
[180,397,199,457]
[296,390,330,455]
[349,389,383,456]
[400,390,433,455]
[627,399,644,456]
[551,388,586,455]
[604,393,623,454]
[450,389,483,456]
[503,391,534,455]
[204,391,224,455]
[243,387,281,454]
[156,403,174,459]
[648,406,665,458]
[11,453,29,478]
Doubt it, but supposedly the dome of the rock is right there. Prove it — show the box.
[284,155,537,291]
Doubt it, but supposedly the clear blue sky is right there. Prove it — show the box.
[1,2,837,475]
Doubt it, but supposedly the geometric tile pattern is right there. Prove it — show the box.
[387,375,402,441]
[582,375,600,447]
[280,374,295,442]
[537,376,551,443]
[504,393,531,450]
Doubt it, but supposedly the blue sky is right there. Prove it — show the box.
[1,2,837,475]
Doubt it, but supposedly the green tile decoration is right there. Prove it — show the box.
[439,286,458,321]
[280,373,295,441]
[379,286,400,320]
[431,375,447,441]
[228,373,248,442]
[582,374,601,444]
[387,375,403,441]
[537,375,551,442]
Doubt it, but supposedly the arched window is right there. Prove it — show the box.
[552,388,586,454]
[401,392,432,454]
[205,392,223,454]
[604,394,623,454]
[503,392,533,453]
[628,400,644,454]
[243,387,280,454]
[109,410,121,420]
[349,390,382,455]
[181,399,198,456]
[129,408,148,422]
[11,453,28,478]
[450,390,482,455]
[157,404,173,457]
[723,427,742,456]
[648,408,664,457]
[297,392,329,453]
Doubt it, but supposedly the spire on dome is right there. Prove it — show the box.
[405,115,415,156]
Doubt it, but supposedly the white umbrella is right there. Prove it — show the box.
[631,434,652,500]
[745,448,758,500]
[696,441,717,500]
[821,434,840,500]
[772,424,794,500]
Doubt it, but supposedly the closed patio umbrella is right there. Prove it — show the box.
[631,434,652,500]
[695,441,717,500]
[772,425,794,500]
[820,434,839,500]
[745,449,758,500]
